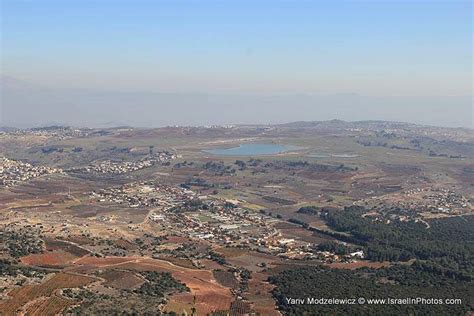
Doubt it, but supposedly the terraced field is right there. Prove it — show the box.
[0,273,96,315]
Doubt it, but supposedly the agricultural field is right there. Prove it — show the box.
[0,273,96,315]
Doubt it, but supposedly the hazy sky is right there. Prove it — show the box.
[1,0,473,127]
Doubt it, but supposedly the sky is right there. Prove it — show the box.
[1,0,473,127]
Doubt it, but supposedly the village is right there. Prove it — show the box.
[91,181,365,263]
[71,151,178,175]
[402,187,472,214]
[2,126,93,139]
[357,185,473,226]
[0,157,62,187]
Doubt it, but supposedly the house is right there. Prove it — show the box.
[350,250,365,258]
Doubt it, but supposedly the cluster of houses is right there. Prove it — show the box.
[73,152,178,175]
[92,182,366,262]
[314,250,365,263]
[91,181,195,208]
[176,203,283,249]
[131,191,363,261]
[4,126,91,139]
[359,186,472,226]
[161,205,366,262]
[388,187,472,215]
[93,182,303,256]
[0,157,62,187]
[419,188,471,213]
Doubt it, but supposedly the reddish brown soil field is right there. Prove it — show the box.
[246,272,280,316]
[44,239,90,256]
[200,259,224,270]
[20,240,89,267]
[278,225,330,244]
[227,252,278,272]
[66,256,233,316]
[0,273,96,315]
[63,235,95,245]
[114,238,138,250]
[25,295,76,316]
[73,256,140,266]
[101,270,144,289]
[230,300,253,315]
[215,246,249,258]
[163,257,196,269]
[213,270,239,289]
[166,291,232,316]
[20,251,77,267]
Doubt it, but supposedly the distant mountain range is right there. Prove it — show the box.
[1,75,472,129]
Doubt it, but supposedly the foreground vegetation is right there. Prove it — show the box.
[321,207,474,279]
[269,265,473,315]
